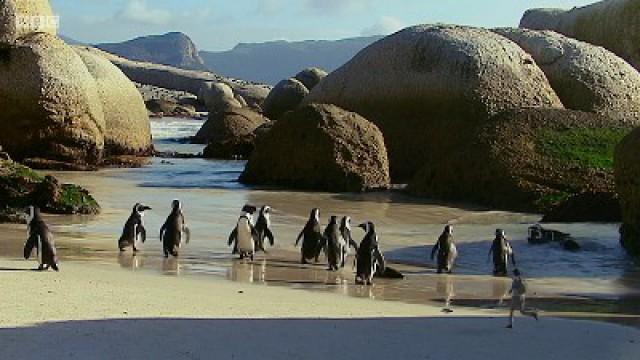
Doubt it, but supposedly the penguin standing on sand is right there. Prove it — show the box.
[355,221,383,285]
[431,225,458,274]
[23,206,59,271]
[488,229,516,276]
[323,216,345,271]
[160,200,191,258]
[340,216,359,265]
[295,208,324,264]
[118,203,152,253]
[254,205,275,253]
[228,205,258,260]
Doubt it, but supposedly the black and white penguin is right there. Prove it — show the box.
[355,221,383,285]
[228,205,258,260]
[431,225,458,274]
[118,203,152,253]
[254,205,275,253]
[323,216,345,271]
[340,216,359,265]
[23,206,59,271]
[488,229,516,276]
[159,199,191,258]
[295,208,324,264]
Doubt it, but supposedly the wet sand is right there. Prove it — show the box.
[0,258,638,360]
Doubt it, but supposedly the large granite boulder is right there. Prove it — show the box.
[145,99,196,118]
[91,47,272,109]
[241,104,390,192]
[0,0,57,45]
[493,28,640,123]
[0,33,105,166]
[74,47,152,156]
[196,108,269,158]
[198,82,242,112]
[304,25,563,180]
[409,108,630,214]
[262,78,309,120]
[520,0,640,70]
[615,127,640,256]
[294,67,328,91]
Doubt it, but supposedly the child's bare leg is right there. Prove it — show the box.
[519,297,539,321]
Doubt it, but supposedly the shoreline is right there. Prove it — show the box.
[0,258,638,359]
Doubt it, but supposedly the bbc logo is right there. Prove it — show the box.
[15,15,59,31]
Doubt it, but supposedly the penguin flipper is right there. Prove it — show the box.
[23,234,38,260]
[184,226,191,244]
[160,223,166,242]
[228,228,237,246]
[139,225,147,243]
[265,227,275,246]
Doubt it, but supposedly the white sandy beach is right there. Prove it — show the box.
[0,259,638,360]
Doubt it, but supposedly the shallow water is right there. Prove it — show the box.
[2,117,639,318]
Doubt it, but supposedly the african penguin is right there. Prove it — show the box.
[254,205,275,253]
[23,206,59,271]
[118,203,152,253]
[340,216,358,266]
[431,225,458,274]
[295,208,324,264]
[489,229,516,276]
[323,216,345,271]
[160,199,191,258]
[355,221,383,285]
[228,205,258,260]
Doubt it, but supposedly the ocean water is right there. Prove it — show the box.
[3,117,639,311]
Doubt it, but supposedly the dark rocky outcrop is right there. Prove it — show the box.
[96,32,207,71]
[0,159,100,223]
[262,78,309,120]
[408,108,631,213]
[615,127,640,255]
[305,25,563,180]
[494,28,640,124]
[241,104,390,192]
[519,0,640,70]
[541,192,621,223]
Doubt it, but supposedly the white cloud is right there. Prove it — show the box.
[304,0,371,14]
[361,16,404,36]
[118,0,173,26]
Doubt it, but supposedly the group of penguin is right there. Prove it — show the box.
[22,201,518,285]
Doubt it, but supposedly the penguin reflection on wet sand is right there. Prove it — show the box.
[431,225,458,274]
[160,200,191,258]
[254,205,275,253]
[488,229,516,276]
[23,206,59,271]
[228,205,258,260]
[323,216,346,271]
[355,221,384,285]
[118,203,152,253]
[295,208,324,264]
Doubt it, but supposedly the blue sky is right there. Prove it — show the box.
[50,0,595,51]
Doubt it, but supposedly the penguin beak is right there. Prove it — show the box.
[358,223,367,231]
[142,205,152,211]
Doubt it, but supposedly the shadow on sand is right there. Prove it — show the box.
[0,317,637,360]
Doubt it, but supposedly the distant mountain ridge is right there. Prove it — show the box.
[200,36,384,85]
[96,32,207,71]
